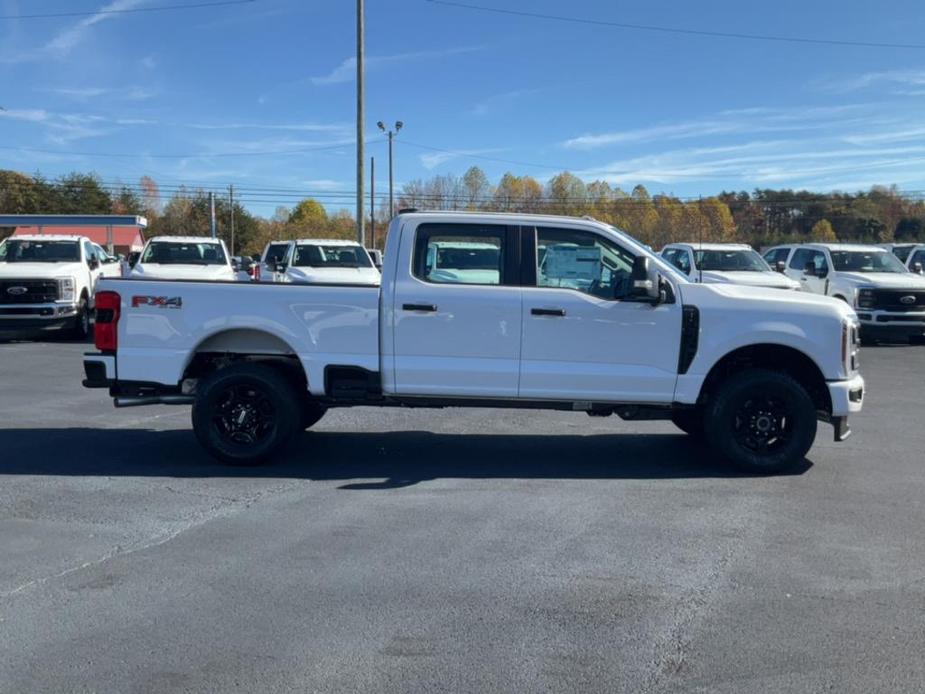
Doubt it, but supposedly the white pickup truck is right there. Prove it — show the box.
[82,212,864,474]
[763,242,925,343]
[0,234,117,338]
[660,243,800,290]
[130,236,236,282]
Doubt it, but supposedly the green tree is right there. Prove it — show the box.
[288,198,328,227]
[462,166,490,210]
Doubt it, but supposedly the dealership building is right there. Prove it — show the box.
[0,214,147,257]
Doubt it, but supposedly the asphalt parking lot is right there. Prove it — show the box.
[1,339,924,693]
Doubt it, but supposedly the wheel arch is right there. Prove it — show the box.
[181,328,309,392]
[698,343,832,414]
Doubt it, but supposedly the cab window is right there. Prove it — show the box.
[535,227,635,300]
[764,247,790,266]
[790,248,828,274]
[413,223,506,286]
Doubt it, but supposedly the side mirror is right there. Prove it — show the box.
[274,262,288,273]
[775,260,786,273]
[128,252,140,268]
[630,256,660,302]
[88,254,100,270]
[803,261,816,277]
[914,261,923,275]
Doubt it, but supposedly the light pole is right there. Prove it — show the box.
[356,0,365,245]
[377,120,402,217]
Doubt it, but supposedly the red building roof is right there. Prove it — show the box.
[13,225,145,251]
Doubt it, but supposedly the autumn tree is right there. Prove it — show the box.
[811,218,837,242]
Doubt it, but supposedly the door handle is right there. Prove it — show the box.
[531,307,566,317]
[402,303,437,312]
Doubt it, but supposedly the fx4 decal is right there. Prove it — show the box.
[131,296,183,308]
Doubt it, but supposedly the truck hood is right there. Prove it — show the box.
[834,272,925,289]
[0,261,83,278]
[697,269,800,290]
[285,266,381,286]
[131,264,236,281]
[681,281,856,321]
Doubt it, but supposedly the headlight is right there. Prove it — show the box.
[856,287,875,308]
[57,276,76,302]
[842,319,860,372]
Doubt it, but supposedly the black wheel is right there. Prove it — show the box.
[671,408,705,439]
[301,401,327,430]
[192,362,300,465]
[71,295,91,340]
[705,368,817,474]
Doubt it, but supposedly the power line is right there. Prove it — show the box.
[425,0,925,50]
[0,0,257,21]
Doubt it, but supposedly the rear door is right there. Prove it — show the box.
[519,225,682,403]
[390,222,523,397]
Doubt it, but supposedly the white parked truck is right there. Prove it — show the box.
[0,234,111,337]
[282,239,380,286]
[763,242,925,343]
[83,212,864,473]
[130,236,236,282]
[660,243,801,290]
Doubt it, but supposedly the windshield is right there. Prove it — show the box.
[264,243,290,264]
[694,249,769,272]
[292,244,372,268]
[3,240,80,263]
[141,241,227,265]
[830,250,908,273]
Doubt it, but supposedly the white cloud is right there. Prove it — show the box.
[45,0,147,56]
[418,147,504,169]
[562,105,878,151]
[822,69,925,93]
[311,46,481,86]
[470,89,539,117]
[36,85,156,101]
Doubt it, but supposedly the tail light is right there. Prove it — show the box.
[94,290,121,352]
[247,265,256,279]
[254,264,261,281]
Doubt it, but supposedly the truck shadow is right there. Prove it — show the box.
[0,428,811,486]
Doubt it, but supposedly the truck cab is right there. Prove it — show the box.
[661,243,800,290]
[0,234,107,338]
[282,239,380,286]
[763,242,925,343]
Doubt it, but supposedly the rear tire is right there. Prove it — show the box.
[705,368,817,474]
[192,362,300,465]
[671,408,705,439]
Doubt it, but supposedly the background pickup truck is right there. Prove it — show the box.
[83,212,864,474]
[763,242,925,344]
[1,234,118,338]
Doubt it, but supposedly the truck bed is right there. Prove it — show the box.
[103,278,380,393]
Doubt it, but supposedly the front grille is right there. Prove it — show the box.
[0,279,59,304]
[871,289,925,311]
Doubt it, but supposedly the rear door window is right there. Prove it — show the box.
[413,224,507,286]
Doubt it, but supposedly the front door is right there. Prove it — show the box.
[519,226,682,403]
[788,248,829,294]
[390,222,523,398]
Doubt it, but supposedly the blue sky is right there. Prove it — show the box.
[2,0,925,216]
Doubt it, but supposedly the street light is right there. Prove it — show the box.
[377,120,402,217]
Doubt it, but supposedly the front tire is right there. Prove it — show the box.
[192,362,300,465]
[70,295,91,340]
[705,368,817,474]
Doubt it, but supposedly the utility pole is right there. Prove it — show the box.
[356,0,365,245]
[377,121,403,217]
[229,184,235,256]
[370,156,375,249]
[209,192,216,238]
